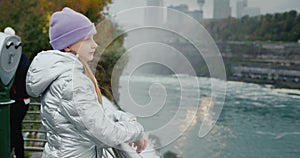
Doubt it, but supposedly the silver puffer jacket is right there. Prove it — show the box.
[26,50,144,158]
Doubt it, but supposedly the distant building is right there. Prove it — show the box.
[237,0,247,18]
[195,0,205,21]
[188,10,203,22]
[242,7,260,17]
[146,0,163,6]
[236,0,260,18]
[168,4,187,27]
[169,4,189,13]
[145,0,165,25]
[213,0,231,19]
[168,4,203,23]
[197,0,205,10]
[166,4,203,44]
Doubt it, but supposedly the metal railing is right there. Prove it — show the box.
[22,102,140,158]
[23,103,45,152]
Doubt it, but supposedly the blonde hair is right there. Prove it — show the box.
[80,59,103,105]
[68,50,103,105]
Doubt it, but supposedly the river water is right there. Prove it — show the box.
[118,75,300,158]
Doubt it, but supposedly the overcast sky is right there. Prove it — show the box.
[108,0,300,19]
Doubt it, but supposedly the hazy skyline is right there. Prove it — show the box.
[109,0,300,19]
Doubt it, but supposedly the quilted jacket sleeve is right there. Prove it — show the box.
[60,75,144,147]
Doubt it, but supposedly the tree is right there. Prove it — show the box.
[202,10,300,42]
[93,19,127,102]
[0,0,112,60]
[0,0,128,100]
[0,0,50,59]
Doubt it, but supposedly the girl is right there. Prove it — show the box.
[26,7,147,157]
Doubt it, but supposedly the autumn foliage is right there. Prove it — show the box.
[0,0,111,58]
[0,0,126,101]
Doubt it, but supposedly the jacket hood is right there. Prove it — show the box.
[26,50,83,97]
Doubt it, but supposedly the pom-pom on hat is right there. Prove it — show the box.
[49,7,97,50]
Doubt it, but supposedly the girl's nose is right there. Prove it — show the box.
[92,40,98,49]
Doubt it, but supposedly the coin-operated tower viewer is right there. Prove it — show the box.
[0,30,22,158]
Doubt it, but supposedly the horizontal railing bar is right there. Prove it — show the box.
[22,129,46,133]
[30,102,41,106]
[24,138,47,142]
[23,120,42,123]
[24,147,44,152]
[27,111,40,114]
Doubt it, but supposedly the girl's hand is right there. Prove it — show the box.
[129,136,148,154]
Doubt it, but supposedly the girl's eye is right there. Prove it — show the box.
[86,38,94,42]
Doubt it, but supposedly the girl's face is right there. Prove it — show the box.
[68,35,98,62]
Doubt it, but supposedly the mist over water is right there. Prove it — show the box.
[106,5,300,158]
[118,75,300,158]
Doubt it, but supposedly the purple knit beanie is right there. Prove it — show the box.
[49,7,97,50]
